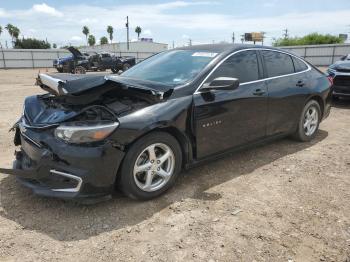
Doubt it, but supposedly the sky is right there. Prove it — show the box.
[0,0,350,48]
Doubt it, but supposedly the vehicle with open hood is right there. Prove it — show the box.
[328,55,350,98]
[0,44,332,201]
[53,47,136,74]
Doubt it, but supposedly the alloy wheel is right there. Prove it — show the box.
[303,106,319,136]
[133,143,175,192]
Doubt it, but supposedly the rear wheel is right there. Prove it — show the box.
[122,63,130,71]
[292,100,321,142]
[119,132,182,200]
[111,67,119,74]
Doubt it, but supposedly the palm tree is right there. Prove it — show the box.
[107,26,113,43]
[5,24,20,47]
[12,27,20,40]
[88,35,96,46]
[82,26,89,45]
[0,26,2,48]
[135,26,142,40]
[100,36,108,45]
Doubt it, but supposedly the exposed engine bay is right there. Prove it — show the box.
[25,73,173,126]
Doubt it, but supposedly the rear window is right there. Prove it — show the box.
[261,51,294,77]
[292,57,308,72]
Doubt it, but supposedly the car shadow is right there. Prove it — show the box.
[332,97,350,109]
[0,130,328,241]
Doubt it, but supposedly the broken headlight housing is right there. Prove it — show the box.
[54,121,119,144]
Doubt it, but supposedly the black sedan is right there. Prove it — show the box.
[328,56,350,98]
[0,44,332,201]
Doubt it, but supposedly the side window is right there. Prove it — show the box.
[261,51,294,77]
[206,51,259,84]
[292,57,308,72]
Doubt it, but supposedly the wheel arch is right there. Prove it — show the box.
[306,95,324,118]
[122,126,194,169]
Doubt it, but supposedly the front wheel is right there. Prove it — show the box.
[292,100,321,142]
[119,132,182,200]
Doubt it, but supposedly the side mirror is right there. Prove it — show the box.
[201,77,240,91]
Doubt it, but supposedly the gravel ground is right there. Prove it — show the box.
[0,69,349,262]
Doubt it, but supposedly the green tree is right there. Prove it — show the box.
[107,25,113,43]
[14,38,51,49]
[82,26,89,44]
[274,33,345,46]
[52,43,57,48]
[0,25,2,47]
[135,26,142,40]
[100,36,108,45]
[5,24,20,46]
[88,35,96,46]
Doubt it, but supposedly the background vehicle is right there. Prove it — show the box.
[0,44,332,201]
[328,56,350,98]
[53,47,136,74]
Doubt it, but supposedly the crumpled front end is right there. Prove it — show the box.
[0,73,174,200]
[1,116,125,199]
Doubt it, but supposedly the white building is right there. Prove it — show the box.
[80,41,168,53]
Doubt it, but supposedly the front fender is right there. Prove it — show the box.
[110,95,193,146]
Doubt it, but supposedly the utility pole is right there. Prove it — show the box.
[261,32,266,45]
[240,34,244,44]
[232,32,235,43]
[188,39,192,46]
[172,40,175,49]
[283,28,289,39]
[126,16,130,50]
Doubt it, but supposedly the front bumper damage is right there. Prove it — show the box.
[0,123,125,200]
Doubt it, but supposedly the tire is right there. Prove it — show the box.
[74,66,86,74]
[119,132,182,200]
[122,63,130,71]
[56,68,63,73]
[292,100,321,142]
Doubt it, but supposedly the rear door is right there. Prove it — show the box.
[193,50,268,159]
[260,50,310,136]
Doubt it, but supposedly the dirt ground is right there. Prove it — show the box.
[0,69,349,262]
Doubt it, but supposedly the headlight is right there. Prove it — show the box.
[54,121,119,144]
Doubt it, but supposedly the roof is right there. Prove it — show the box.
[176,43,276,54]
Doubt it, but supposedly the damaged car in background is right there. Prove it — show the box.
[0,44,332,201]
[53,47,136,74]
[328,54,350,98]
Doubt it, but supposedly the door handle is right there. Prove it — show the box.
[296,80,305,87]
[253,89,265,96]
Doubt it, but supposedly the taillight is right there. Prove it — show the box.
[327,76,334,86]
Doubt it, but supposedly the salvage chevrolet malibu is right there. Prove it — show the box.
[0,44,332,201]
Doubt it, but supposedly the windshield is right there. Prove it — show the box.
[121,50,217,86]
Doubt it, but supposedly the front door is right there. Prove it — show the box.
[193,50,268,159]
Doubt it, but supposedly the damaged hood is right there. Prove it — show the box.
[329,61,350,73]
[25,74,174,127]
[37,73,173,99]
[67,46,83,58]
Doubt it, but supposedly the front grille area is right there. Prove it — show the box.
[333,76,350,87]
[336,68,350,73]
